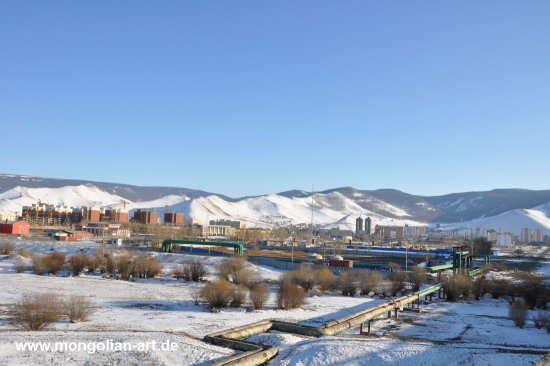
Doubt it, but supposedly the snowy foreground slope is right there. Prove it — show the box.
[1,174,550,233]
[0,241,549,366]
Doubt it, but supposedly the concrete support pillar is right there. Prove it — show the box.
[394,308,398,319]
[388,311,392,318]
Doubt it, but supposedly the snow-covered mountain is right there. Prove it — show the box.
[1,174,549,234]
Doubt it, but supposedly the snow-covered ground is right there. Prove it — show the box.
[0,241,549,365]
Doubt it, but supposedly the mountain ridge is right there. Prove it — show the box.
[1,174,549,235]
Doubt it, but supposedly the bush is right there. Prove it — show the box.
[533,310,550,332]
[45,252,66,274]
[411,266,427,292]
[69,254,89,276]
[249,283,269,310]
[359,270,383,295]
[486,278,511,299]
[277,282,305,310]
[31,254,47,275]
[0,242,16,255]
[65,295,94,323]
[514,273,549,309]
[174,260,208,281]
[291,264,316,292]
[219,256,259,287]
[15,259,27,273]
[200,279,234,310]
[473,276,486,300]
[390,269,407,296]
[11,293,64,330]
[230,285,248,307]
[509,298,529,328]
[442,274,473,301]
[30,252,67,275]
[338,272,358,297]
[115,254,132,280]
[17,248,31,258]
[315,267,335,293]
[131,255,162,278]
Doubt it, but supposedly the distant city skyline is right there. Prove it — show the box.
[1,1,549,197]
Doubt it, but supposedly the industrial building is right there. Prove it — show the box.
[133,209,159,224]
[165,211,184,225]
[0,221,30,236]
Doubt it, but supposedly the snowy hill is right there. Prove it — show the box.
[0,173,549,234]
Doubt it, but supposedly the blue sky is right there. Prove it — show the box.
[1,1,549,198]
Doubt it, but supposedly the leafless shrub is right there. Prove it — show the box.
[219,256,259,287]
[411,266,427,292]
[115,254,132,280]
[249,283,269,310]
[219,256,247,280]
[315,267,335,293]
[390,269,407,295]
[359,270,383,295]
[65,295,94,323]
[173,260,208,281]
[31,254,47,275]
[486,278,511,299]
[104,253,115,274]
[338,272,359,297]
[533,310,550,332]
[291,264,316,292]
[11,293,64,330]
[0,242,16,255]
[30,253,66,275]
[17,248,32,258]
[191,289,202,306]
[509,298,529,328]
[15,259,27,273]
[69,254,89,276]
[277,282,305,310]
[442,274,473,302]
[514,273,549,309]
[131,255,162,278]
[172,264,187,279]
[230,285,248,307]
[45,252,66,274]
[473,276,486,300]
[200,279,234,310]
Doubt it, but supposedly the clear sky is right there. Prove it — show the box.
[1,1,549,198]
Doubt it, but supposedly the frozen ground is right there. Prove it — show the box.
[0,241,549,365]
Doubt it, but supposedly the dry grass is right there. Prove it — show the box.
[200,279,234,310]
[249,283,269,310]
[11,293,64,330]
[65,295,94,323]
[277,282,305,310]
